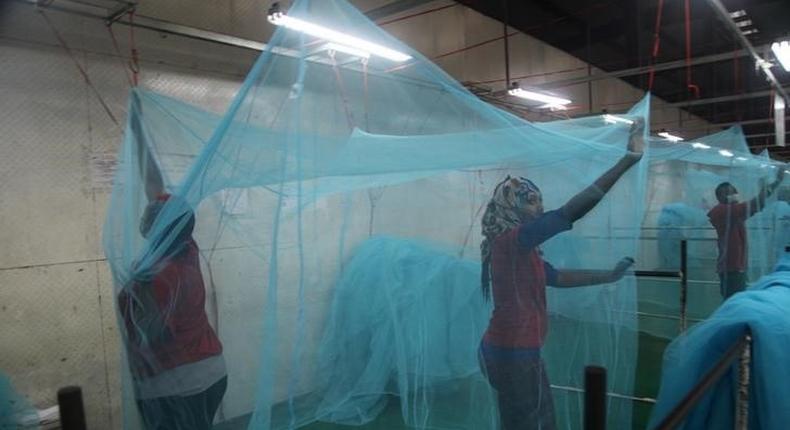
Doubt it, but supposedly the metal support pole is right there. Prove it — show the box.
[58,386,86,430]
[735,333,752,430]
[653,331,751,430]
[705,0,789,102]
[584,366,607,430]
[679,240,688,332]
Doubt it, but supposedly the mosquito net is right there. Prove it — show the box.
[1,371,37,429]
[101,1,786,429]
[637,128,787,339]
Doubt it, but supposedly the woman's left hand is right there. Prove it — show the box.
[610,257,635,282]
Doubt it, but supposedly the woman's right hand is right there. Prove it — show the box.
[625,118,645,161]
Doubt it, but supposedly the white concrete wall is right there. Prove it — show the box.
[0,1,715,428]
[0,4,251,429]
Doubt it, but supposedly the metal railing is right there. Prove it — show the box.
[651,329,752,430]
[582,329,752,430]
[634,240,690,333]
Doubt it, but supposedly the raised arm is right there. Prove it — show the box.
[130,93,165,202]
[549,257,634,288]
[562,119,645,223]
[748,169,784,217]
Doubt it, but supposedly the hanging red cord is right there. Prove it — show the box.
[330,53,356,130]
[129,10,140,86]
[684,0,700,98]
[39,9,120,127]
[647,0,665,91]
[106,24,134,87]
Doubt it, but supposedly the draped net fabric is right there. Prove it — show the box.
[639,127,787,339]
[101,0,786,429]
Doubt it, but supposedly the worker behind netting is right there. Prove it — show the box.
[117,103,227,430]
[478,119,644,430]
[708,169,784,299]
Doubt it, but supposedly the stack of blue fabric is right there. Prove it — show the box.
[649,253,790,429]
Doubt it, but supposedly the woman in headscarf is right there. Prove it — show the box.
[479,119,644,430]
[118,93,227,430]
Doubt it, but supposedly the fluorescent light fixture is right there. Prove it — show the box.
[267,12,411,62]
[539,103,568,111]
[658,131,684,142]
[508,84,572,107]
[742,28,758,36]
[325,43,370,59]
[603,114,634,125]
[719,149,735,157]
[729,9,747,18]
[772,41,790,72]
[691,142,711,149]
[736,156,749,161]
[736,19,752,28]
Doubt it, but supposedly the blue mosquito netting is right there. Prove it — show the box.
[648,252,790,430]
[102,0,790,427]
[103,1,665,429]
[0,372,37,430]
[636,127,787,339]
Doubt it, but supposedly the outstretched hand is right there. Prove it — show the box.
[625,118,645,161]
[611,257,635,282]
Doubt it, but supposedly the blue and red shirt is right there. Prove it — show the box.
[119,238,222,379]
[483,210,572,348]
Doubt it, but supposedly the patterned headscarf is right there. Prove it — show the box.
[480,175,542,300]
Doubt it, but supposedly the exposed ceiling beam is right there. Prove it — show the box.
[535,45,767,90]
[715,117,787,127]
[15,0,435,53]
[14,0,269,50]
[364,0,438,21]
[746,132,789,140]
[665,87,790,108]
[705,0,789,102]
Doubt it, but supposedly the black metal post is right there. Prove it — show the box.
[634,270,682,278]
[58,386,87,430]
[653,330,751,430]
[585,366,607,430]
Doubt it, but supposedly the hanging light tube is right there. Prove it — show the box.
[658,131,684,142]
[325,43,370,59]
[719,149,735,157]
[736,156,749,161]
[267,10,411,62]
[539,103,568,111]
[691,142,711,149]
[603,114,634,125]
[507,83,571,107]
[772,41,790,72]
[735,19,752,28]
